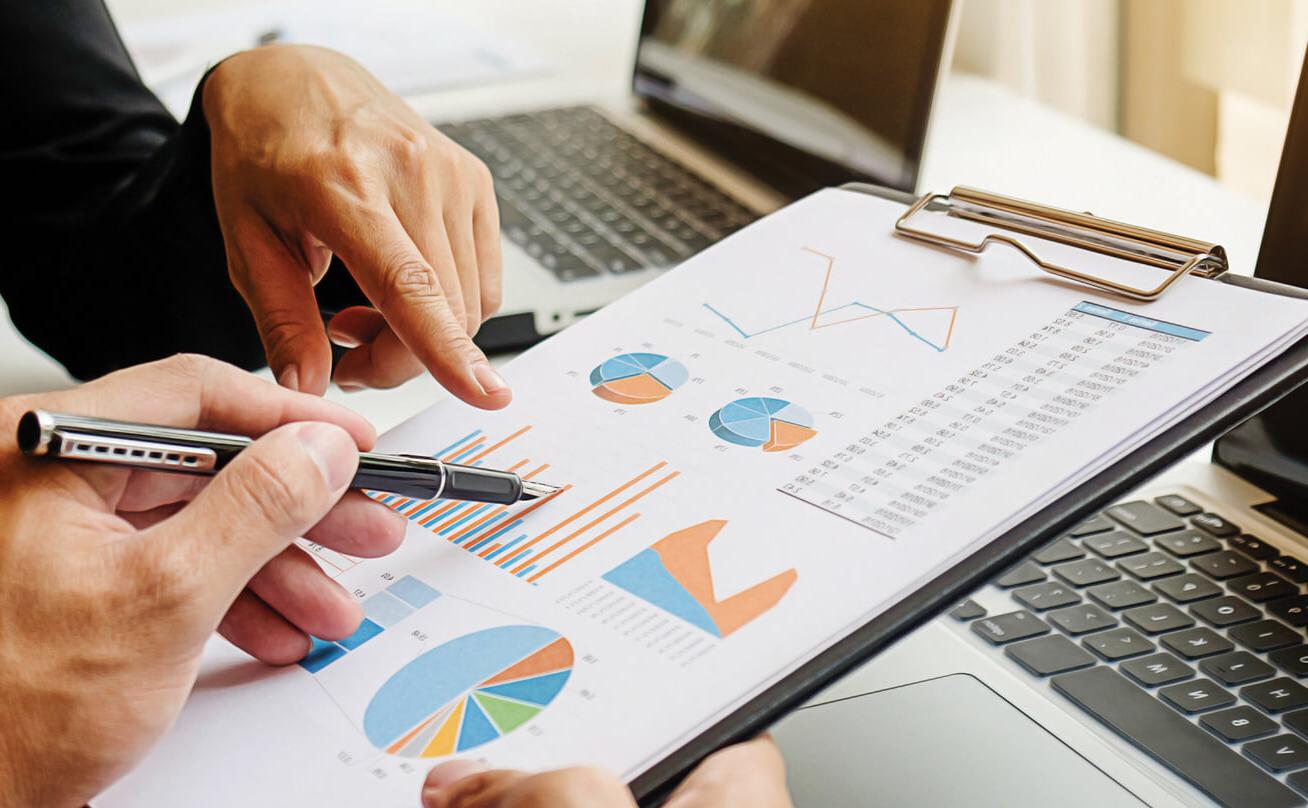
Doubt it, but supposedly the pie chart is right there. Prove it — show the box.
[590,353,689,405]
[364,625,573,758]
[709,397,817,453]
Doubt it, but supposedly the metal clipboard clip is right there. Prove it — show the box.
[894,186,1229,301]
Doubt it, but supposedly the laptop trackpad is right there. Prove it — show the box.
[773,673,1143,807]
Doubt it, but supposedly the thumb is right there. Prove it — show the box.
[149,422,358,611]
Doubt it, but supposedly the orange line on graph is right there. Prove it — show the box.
[511,471,679,574]
[528,512,640,582]
[441,438,485,461]
[806,246,836,330]
[466,426,531,464]
[503,462,668,569]
[477,485,572,557]
[944,306,959,348]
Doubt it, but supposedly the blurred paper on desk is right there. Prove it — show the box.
[120,0,549,118]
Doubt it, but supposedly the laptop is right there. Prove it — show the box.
[772,52,1308,808]
[433,0,958,350]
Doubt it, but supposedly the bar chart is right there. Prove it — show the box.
[372,427,679,584]
[299,575,442,673]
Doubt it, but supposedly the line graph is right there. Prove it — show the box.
[703,247,959,352]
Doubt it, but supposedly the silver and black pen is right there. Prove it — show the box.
[17,410,561,505]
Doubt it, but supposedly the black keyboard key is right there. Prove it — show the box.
[1154,573,1222,603]
[1121,652,1194,686]
[1031,538,1085,565]
[1201,651,1276,686]
[1230,533,1281,561]
[1243,679,1308,714]
[995,560,1045,588]
[949,599,986,621]
[1005,634,1096,676]
[1192,595,1262,627]
[1012,581,1080,612]
[1088,579,1156,610]
[1053,558,1120,587]
[586,241,646,274]
[1047,603,1118,635]
[1230,572,1298,603]
[1286,709,1308,738]
[1193,512,1241,537]
[1083,627,1154,660]
[1231,620,1301,653]
[1069,514,1115,536]
[1273,646,1308,678]
[1192,551,1259,580]
[1270,596,1308,627]
[1159,678,1235,713]
[1106,500,1185,535]
[1155,530,1222,558]
[1123,603,1195,635]
[1119,552,1185,581]
[1156,494,1203,516]
[1051,666,1302,808]
[1202,706,1279,742]
[971,610,1050,645]
[1290,769,1308,797]
[1162,627,1234,659]
[1082,531,1147,559]
[1273,556,1308,584]
[1246,734,1308,773]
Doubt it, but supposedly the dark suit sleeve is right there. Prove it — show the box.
[0,0,268,379]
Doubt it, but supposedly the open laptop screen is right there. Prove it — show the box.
[1212,48,1308,514]
[633,0,953,197]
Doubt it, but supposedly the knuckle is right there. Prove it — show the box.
[377,258,444,309]
[257,309,310,357]
[389,127,431,168]
[230,450,303,526]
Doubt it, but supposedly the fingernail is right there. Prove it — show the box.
[424,760,488,793]
[291,422,356,491]
[472,362,508,395]
[337,383,365,393]
[327,326,362,349]
[276,364,300,392]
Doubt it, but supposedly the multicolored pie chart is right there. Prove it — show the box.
[589,352,689,405]
[709,397,817,453]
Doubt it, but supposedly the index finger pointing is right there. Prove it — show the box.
[326,208,511,409]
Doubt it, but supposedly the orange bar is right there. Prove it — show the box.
[528,513,639,582]
[483,543,502,555]
[441,438,485,462]
[500,462,667,567]
[513,471,678,574]
[479,485,572,557]
[467,426,532,464]
[419,500,463,527]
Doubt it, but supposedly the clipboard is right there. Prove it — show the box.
[631,183,1308,805]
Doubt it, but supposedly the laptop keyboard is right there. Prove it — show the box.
[956,494,1308,807]
[438,106,758,282]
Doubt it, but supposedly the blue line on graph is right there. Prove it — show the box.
[703,301,949,353]
[434,429,482,458]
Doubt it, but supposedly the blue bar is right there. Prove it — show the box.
[1072,301,1210,341]
[380,495,398,505]
[299,637,347,673]
[387,575,442,609]
[363,591,414,627]
[502,548,533,568]
[516,564,537,578]
[448,442,486,463]
[409,499,445,521]
[469,518,522,553]
[443,505,493,538]
[465,514,512,551]
[487,533,529,561]
[390,498,413,511]
[338,618,384,650]
[429,501,472,527]
[434,429,482,458]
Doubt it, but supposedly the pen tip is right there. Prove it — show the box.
[520,480,563,501]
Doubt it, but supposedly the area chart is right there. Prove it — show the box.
[364,626,573,758]
[603,520,797,638]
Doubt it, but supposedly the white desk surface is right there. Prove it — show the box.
[7,0,1269,438]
